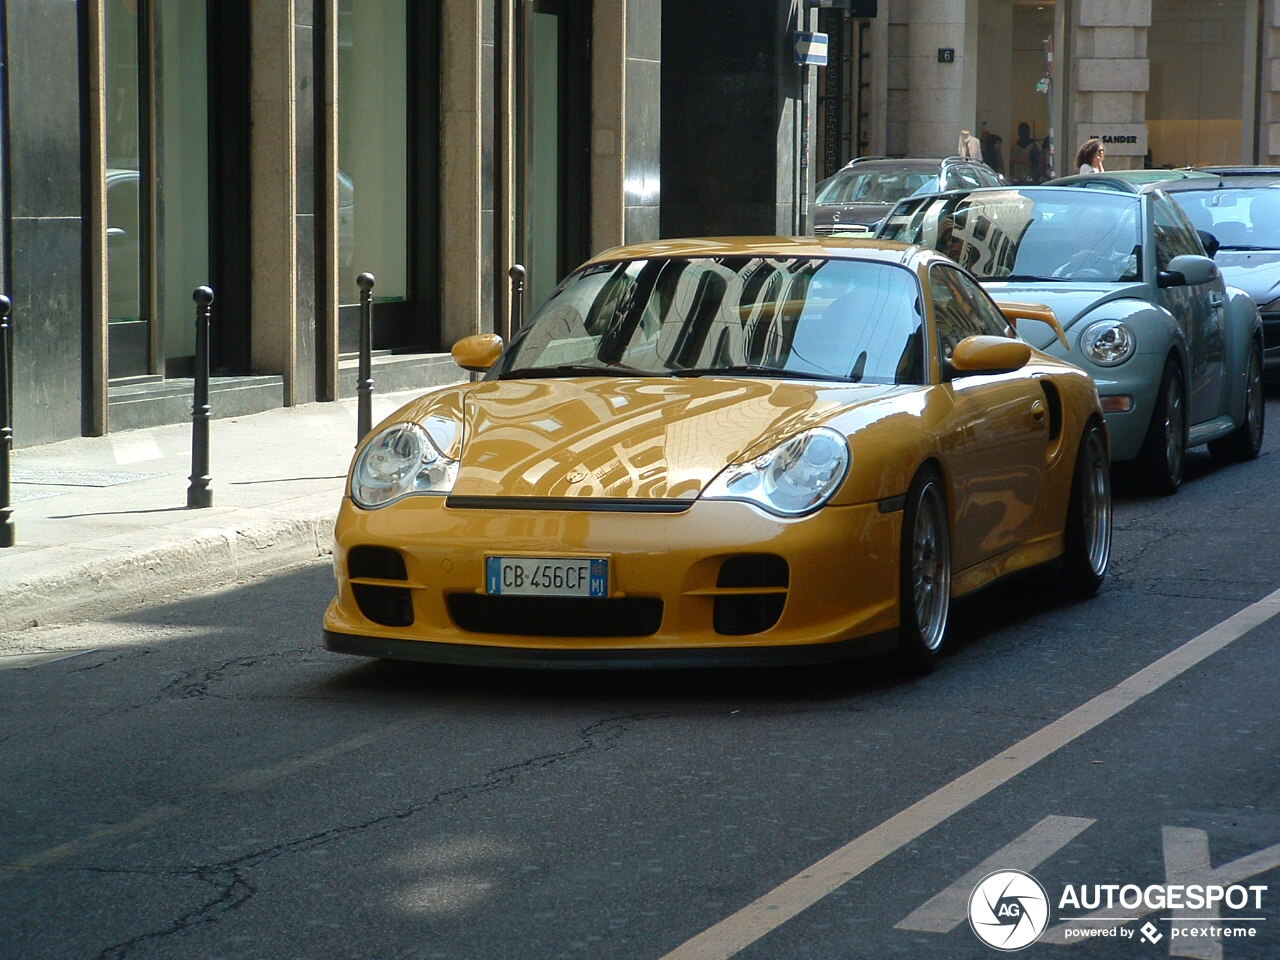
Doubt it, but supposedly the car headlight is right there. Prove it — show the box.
[351,421,459,509]
[1079,319,1137,367]
[700,428,850,517]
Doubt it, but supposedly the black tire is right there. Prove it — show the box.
[1208,340,1265,462]
[1132,358,1186,496]
[1061,423,1112,599]
[893,467,952,675]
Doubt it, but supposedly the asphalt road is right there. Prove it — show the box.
[2,400,1279,960]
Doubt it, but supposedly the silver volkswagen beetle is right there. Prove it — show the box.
[880,186,1264,494]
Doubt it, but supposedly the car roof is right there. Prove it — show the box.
[1196,165,1280,176]
[836,158,945,172]
[1043,174,1144,193]
[586,236,927,267]
[1157,176,1280,192]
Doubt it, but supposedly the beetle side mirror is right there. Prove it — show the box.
[948,335,1032,377]
[451,333,504,372]
[1159,254,1217,288]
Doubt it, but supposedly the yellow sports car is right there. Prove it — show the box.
[323,237,1110,672]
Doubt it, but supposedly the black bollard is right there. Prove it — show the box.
[507,264,526,341]
[356,272,375,443]
[187,286,214,509]
[0,295,13,547]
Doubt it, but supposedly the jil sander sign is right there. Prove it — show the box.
[1083,124,1148,156]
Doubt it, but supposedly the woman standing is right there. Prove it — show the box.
[1077,138,1106,174]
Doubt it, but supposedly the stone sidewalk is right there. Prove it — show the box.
[0,388,436,635]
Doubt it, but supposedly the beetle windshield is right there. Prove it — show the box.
[1170,187,1280,250]
[816,168,936,205]
[494,256,926,385]
[880,189,1143,283]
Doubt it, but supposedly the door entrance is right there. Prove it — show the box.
[519,0,591,312]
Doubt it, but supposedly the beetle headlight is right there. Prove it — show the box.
[1080,319,1136,367]
[351,421,459,509]
[700,428,850,517]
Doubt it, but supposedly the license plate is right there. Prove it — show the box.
[485,557,609,598]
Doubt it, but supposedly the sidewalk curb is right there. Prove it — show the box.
[0,512,336,635]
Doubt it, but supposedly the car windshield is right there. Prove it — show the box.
[1170,187,1280,250]
[816,168,936,205]
[494,256,926,385]
[880,189,1143,282]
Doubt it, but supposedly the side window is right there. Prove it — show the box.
[957,166,984,189]
[1153,196,1200,271]
[943,166,967,191]
[930,265,1011,371]
[976,166,1002,187]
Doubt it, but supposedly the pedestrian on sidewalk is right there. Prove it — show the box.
[1076,138,1106,174]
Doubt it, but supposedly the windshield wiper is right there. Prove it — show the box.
[979,274,1073,282]
[499,363,662,379]
[1217,244,1277,252]
[672,364,851,382]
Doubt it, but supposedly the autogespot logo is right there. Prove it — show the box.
[968,869,1051,951]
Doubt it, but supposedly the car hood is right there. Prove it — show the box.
[981,280,1151,349]
[390,377,908,500]
[812,202,896,227]
[1214,251,1280,307]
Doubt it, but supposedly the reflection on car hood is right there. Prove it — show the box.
[393,377,908,500]
[812,202,895,227]
[1214,251,1280,308]
[981,281,1151,350]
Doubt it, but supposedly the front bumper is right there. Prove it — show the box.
[323,497,903,664]
[1042,348,1165,462]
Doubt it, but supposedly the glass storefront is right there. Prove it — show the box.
[105,0,145,376]
[159,0,210,365]
[337,0,409,306]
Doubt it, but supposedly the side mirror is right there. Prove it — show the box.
[1159,253,1217,288]
[1196,229,1220,258]
[949,335,1032,376]
[451,333,504,372]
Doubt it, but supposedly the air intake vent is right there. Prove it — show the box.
[447,595,663,637]
[352,584,414,627]
[348,546,408,581]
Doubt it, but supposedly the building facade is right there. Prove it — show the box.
[1,0,661,445]
[4,0,1278,447]
[817,0,1280,183]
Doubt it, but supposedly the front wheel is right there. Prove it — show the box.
[893,468,952,675]
[1208,341,1265,462]
[1132,358,1186,495]
[1061,423,1112,598]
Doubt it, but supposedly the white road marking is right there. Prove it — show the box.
[658,586,1280,960]
[1042,830,1280,954]
[895,815,1095,933]
[1163,828,1222,960]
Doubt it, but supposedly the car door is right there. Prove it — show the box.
[1154,194,1226,422]
[930,264,1049,571]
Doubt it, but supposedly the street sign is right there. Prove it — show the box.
[794,31,829,67]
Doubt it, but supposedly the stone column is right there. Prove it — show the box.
[905,0,979,158]
[591,0,627,253]
[1070,0,1150,171]
[1260,0,1280,163]
[623,0,660,244]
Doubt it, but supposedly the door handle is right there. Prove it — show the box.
[1030,399,1047,424]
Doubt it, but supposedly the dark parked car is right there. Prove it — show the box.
[811,156,1001,236]
[1162,181,1280,373]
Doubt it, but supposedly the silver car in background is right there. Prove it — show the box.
[879,186,1265,494]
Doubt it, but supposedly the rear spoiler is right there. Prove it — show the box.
[993,300,1069,350]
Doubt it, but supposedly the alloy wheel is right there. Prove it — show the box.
[1081,430,1112,576]
[911,482,951,651]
